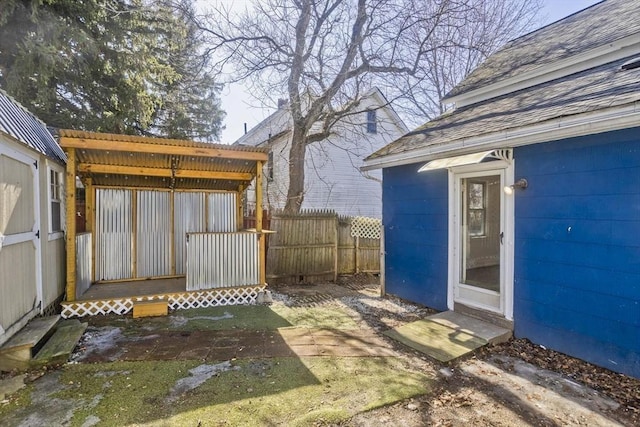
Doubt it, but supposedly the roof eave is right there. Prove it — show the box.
[362,102,640,171]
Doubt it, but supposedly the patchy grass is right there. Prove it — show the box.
[105,303,360,334]
[272,304,359,330]
[1,357,430,427]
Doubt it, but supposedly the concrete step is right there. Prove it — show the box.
[384,310,512,363]
[0,316,60,371]
[428,311,512,345]
[32,319,88,366]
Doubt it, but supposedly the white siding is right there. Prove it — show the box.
[244,91,405,217]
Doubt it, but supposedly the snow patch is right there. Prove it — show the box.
[170,312,234,328]
[166,361,239,402]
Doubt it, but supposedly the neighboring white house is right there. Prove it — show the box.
[234,88,407,218]
[0,90,67,346]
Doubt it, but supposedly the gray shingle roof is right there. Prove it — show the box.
[367,54,640,160]
[0,90,66,163]
[445,0,639,100]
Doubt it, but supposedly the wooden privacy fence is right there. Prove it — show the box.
[264,210,381,284]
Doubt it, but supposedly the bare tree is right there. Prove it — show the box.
[393,0,542,125]
[197,0,541,213]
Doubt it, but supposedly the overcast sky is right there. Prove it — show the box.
[215,0,603,144]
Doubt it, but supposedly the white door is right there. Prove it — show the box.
[0,144,42,344]
[451,163,513,318]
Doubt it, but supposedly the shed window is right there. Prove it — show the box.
[50,168,63,232]
[366,110,377,134]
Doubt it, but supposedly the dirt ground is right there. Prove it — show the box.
[276,276,640,426]
[1,274,639,426]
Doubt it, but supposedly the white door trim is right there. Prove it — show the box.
[447,159,514,320]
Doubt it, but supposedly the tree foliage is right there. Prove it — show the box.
[0,0,225,140]
[199,0,541,212]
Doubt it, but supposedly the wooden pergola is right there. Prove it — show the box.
[58,130,268,315]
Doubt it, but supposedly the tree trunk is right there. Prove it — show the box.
[284,126,307,213]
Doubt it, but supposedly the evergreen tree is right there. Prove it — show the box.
[0,0,224,140]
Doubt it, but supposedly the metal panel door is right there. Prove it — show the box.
[174,192,206,275]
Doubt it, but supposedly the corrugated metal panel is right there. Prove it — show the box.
[137,190,171,278]
[43,237,65,306]
[186,232,259,290]
[96,189,133,281]
[207,192,237,232]
[0,153,35,235]
[76,233,92,298]
[174,192,206,275]
[0,90,66,163]
[86,176,248,192]
[59,129,268,154]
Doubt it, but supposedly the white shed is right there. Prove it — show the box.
[0,90,67,346]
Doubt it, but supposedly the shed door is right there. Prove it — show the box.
[0,146,42,342]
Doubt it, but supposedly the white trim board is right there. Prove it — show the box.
[447,160,515,321]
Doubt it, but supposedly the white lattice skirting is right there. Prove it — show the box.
[61,286,264,318]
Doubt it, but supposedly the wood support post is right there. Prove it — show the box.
[255,161,266,284]
[237,184,244,231]
[65,148,77,301]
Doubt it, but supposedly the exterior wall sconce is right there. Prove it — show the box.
[504,178,528,195]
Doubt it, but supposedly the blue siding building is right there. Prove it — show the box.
[513,130,640,377]
[365,0,640,378]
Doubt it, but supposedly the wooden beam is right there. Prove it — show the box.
[255,161,266,285]
[77,163,253,181]
[65,148,77,301]
[60,137,268,161]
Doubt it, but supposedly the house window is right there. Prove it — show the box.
[467,182,485,236]
[267,151,274,181]
[366,110,377,134]
[50,168,63,232]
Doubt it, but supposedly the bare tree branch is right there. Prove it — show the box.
[198,0,542,212]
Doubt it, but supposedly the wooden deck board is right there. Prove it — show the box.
[33,320,88,365]
[78,278,186,300]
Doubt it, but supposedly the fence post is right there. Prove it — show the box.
[333,214,339,281]
[355,235,360,274]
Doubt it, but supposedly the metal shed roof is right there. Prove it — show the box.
[58,130,268,191]
[0,90,66,163]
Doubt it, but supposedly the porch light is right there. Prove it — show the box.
[503,178,528,195]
